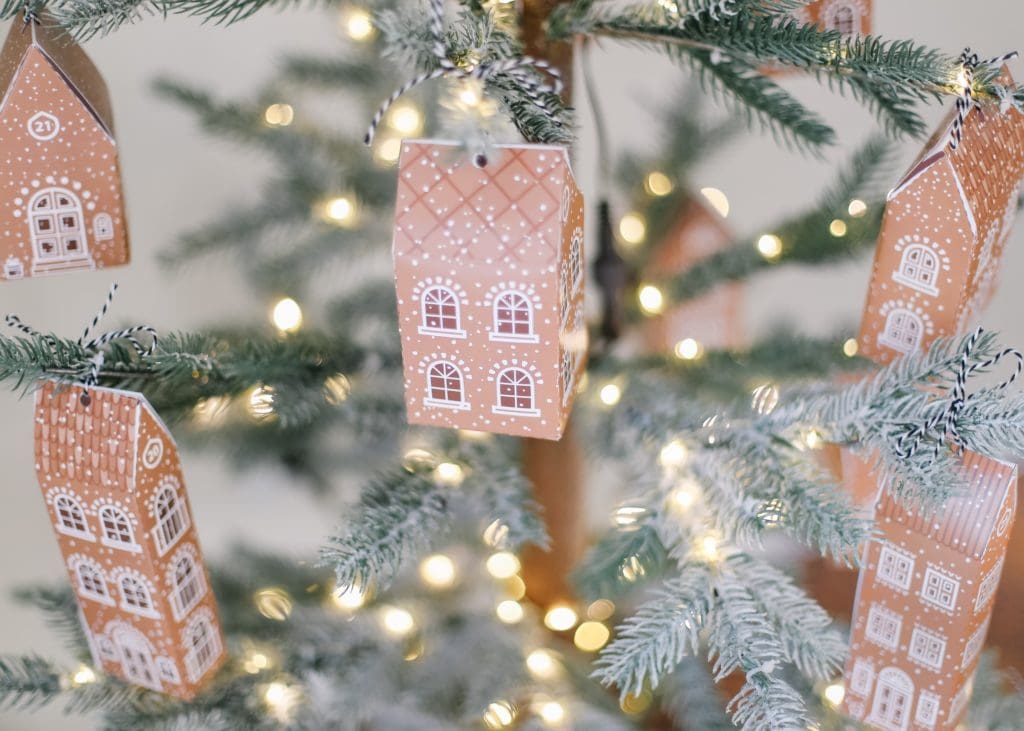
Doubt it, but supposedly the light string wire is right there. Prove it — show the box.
[5,284,158,403]
[949,47,1019,150]
[895,327,1023,462]
[363,0,563,146]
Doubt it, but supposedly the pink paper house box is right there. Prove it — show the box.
[859,73,1024,363]
[841,450,1017,730]
[0,14,131,280]
[33,382,225,699]
[392,140,586,440]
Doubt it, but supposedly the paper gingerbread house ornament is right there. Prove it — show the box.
[392,140,586,440]
[642,194,743,353]
[793,0,871,36]
[33,381,224,699]
[858,74,1024,363]
[840,451,1017,730]
[0,14,130,280]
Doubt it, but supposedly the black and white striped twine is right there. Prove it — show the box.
[948,47,1019,150]
[5,284,158,404]
[895,327,1023,462]
[363,0,563,149]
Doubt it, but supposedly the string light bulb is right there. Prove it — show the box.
[658,439,689,469]
[486,551,521,579]
[381,606,416,637]
[843,338,859,357]
[192,395,230,428]
[700,187,730,218]
[324,374,351,405]
[618,212,646,245]
[332,583,367,610]
[674,337,704,361]
[483,518,510,549]
[536,699,567,727]
[848,199,868,218]
[496,599,524,624]
[263,103,294,127]
[637,284,665,315]
[374,136,403,165]
[419,554,457,589]
[321,195,357,226]
[756,234,783,260]
[483,700,516,729]
[343,7,375,41]
[751,383,780,415]
[526,649,561,679]
[386,102,423,135]
[823,682,845,708]
[697,533,721,562]
[432,461,464,486]
[803,429,823,450]
[243,651,271,674]
[70,665,96,686]
[612,505,647,529]
[247,385,276,420]
[599,383,622,406]
[670,480,699,514]
[271,297,303,333]
[254,587,292,620]
[587,599,615,621]
[644,171,673,197]
[573,621,611,652]
[829,219,848,237]
[543,604,578,632]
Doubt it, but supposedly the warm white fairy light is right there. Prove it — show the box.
[324,374,351,405]
[674,337,704,361]
[321,195,357,226]
[264,681,300,722]
[848,198,868,218]
[843,338,859,357]
[419,554,457,589]
[526,649,561,679]
[271,297,303,333]
[496,599,525,624]
[254,587,292,620]
[343,7,375,41]
[486,551,521,579]
[823,682,845,707]
[587,599,615,621]
[332,583,367,610]
[612,505,647,529]
[536,699,567,726]
[373,136,403,165]
[620,555,645,582]
[700,186,730,218]
[543,605,578,632]
[402,447,435,471]
[618,212,646,245]
[658,439,689,469]
[243,651,271,674]
[70,665,96,686]
[670,479,699,514]
[697,532,721,562]
[751,383,780,415]
[503,575,526,601]
[829,218,848,237]
[381,606,416,637]
[192,395,230,428]
[573,621,611,652]
[482,518,510,549]
[386,102,423,135]
[637,284,665,315]
[599,383,622,406]
[457,79,484,107]
[483,700,516,729]
[263,103,294,127]
[803,429,823,450]
[247,385,276,420]
[433,461,465,486]
[756,233,783,260]
[644,171,673,197]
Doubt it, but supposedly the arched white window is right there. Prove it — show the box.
[153,481,190,556]
[559,264,570,326]
[825,4,858,34]
[98,505,139,552]
[879,309,923,354]
[419,286,465,337]
[493,368,539,417]
[70,556,113,605]
[561,351,574,405]
[157,658,181,684]
[569,228,583,289]
[424,361,468,410]
[169,546,207,621]
[53,494,93,540]
[892,244,940,296]
[110,623,161,691]
[184,611,222,683]
[93,213,114,241]
[870,667,913,731]
[491,292,537,342]
[117,572,159,618]
[27,187,90,272]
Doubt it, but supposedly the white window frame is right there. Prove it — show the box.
[27,187,91,268]
[53,494,94,541]
[152,481,191,557]
[116,572,161,619]
[184,612,222,683]
[97,636,117,661]
[850,659,875,695]
[975,559,1003,613]
[908,626,946,671]
[879,308,924,354]
[876,544,914,591]
[424,361,470,410]
[418,286,466,338]
[915,691,940,729]
[869,667,914,731]
[892,243,940,296]
[111,625,162,692]
[492,367,540,418]
[93,213,114,241]
[157,657,181,684]
[97,505,141,553]
[490,291,538,343]
[569,228,583,290]
[921,566,959,612]
[561,351,574,406]
[70,556,114,606]
[962,621,988,670]
[865,605,902,650]
[824,3,859,35]
[169,546,207,621]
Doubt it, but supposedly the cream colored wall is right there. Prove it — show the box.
[1,2,1022,727]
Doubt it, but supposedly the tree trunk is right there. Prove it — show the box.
[518,0,586,608]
